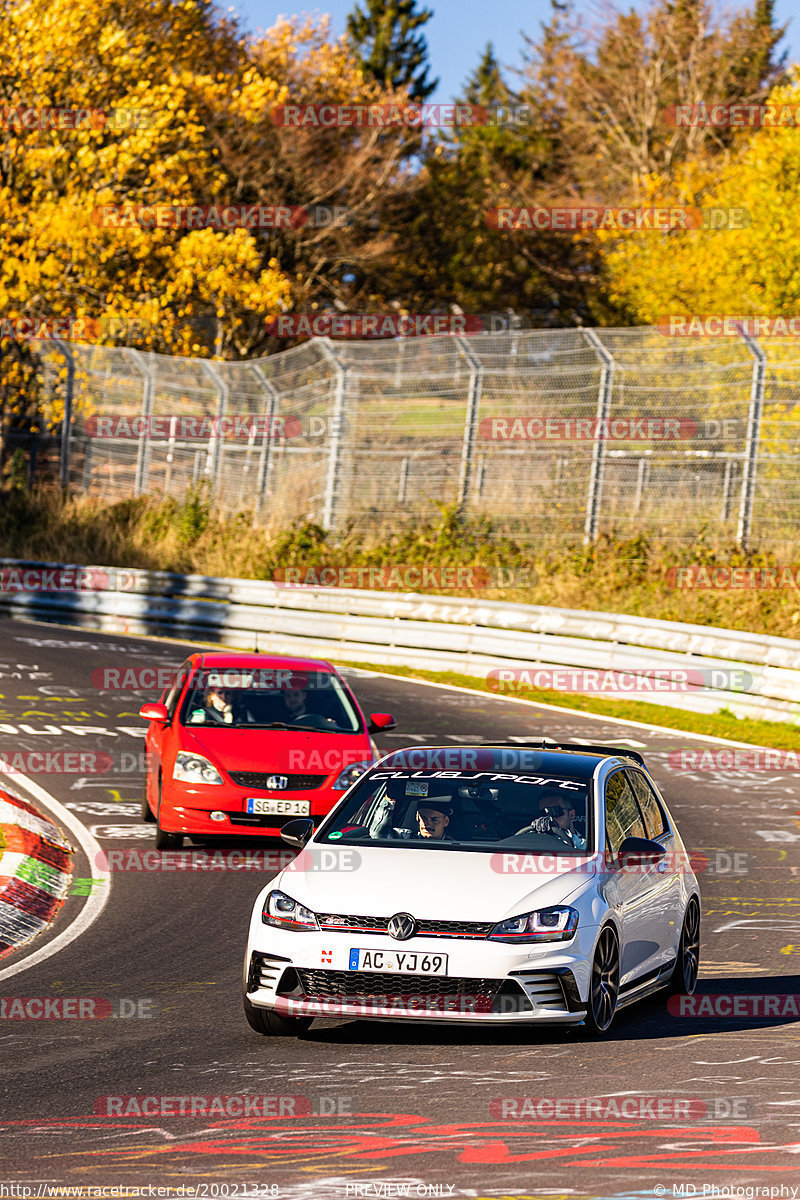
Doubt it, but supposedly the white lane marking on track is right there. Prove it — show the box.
[0,768,110,983]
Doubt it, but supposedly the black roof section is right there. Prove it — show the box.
[476,740,646,767]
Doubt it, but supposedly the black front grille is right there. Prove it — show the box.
[316,913,491,939]
[318,914,388,933]
[418,918,493,938]
[229,772,327,790]
[296,969,505,1013]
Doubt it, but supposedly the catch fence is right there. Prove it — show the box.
[6,326,800,546]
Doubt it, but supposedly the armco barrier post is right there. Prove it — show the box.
[54,340,75,491]
[201,361,229,499]
[127,349,155,497]
[456,337,484,508]
[737,332,766,550]
[318,340,349,532]
[582,328,615,545]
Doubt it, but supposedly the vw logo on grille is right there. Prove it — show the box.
[266,774,289,790]
[388,912,417,941]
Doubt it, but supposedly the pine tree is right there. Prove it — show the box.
[464,43,505,105]
[346,0,437,100]
[725,0,787,98]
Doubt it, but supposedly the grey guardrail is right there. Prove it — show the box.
[1,558,799,725]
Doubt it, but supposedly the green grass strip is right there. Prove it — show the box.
[340,660,800,750]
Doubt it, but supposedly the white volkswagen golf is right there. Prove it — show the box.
[243,742,700,1036]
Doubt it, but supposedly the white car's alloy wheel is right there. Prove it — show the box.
[586,926,619,1034]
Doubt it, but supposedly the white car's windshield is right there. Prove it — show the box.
[319,768,593,853]
[180,667,362,733]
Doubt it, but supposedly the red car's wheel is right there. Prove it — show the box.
[155,772,183,850]
[141,777,155,822]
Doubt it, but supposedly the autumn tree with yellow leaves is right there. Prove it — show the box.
[0,0,415,439]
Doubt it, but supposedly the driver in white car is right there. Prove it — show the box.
[367,792,455,840]
[528,799,587,849]
[415,799,454,840]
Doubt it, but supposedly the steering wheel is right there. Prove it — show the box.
[291,712,340,729]
[467,814,507,839]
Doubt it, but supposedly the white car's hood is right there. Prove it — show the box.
[276,843,598,923]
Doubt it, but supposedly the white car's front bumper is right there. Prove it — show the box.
[244,920,602,1025]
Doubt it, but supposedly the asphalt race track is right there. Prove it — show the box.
[1,616,800,1199]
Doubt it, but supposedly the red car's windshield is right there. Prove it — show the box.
[180,667,362,734]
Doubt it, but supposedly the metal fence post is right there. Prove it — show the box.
[456,337,483,507]
[54,340,74,490]
[582,328,615,545]
[737,333,766,549]
[201,361,229,499]
[126,350,155,497]
[251,365,279,521]
[317,340,349,531]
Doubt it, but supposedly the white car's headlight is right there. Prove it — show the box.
[172,751,224,785]
[262,889,318,931]
[332,760,372,790]
[489,905,578,943]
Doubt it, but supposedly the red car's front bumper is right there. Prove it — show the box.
[160,783,342,837]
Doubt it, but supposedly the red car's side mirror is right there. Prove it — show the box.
[139,702,169,723]
[368,712,396,733]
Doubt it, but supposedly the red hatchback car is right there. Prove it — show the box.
[139,652,395,849]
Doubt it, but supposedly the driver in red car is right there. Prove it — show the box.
[281,685,308,721]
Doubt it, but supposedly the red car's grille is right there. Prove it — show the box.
[228,772,327,790]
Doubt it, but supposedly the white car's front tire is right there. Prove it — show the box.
[583,925,620,1036]
[243,994,312,1037]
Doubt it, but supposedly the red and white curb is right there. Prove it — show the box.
[0,790,73,959]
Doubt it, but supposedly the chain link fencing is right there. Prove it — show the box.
[7,326,800,546]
